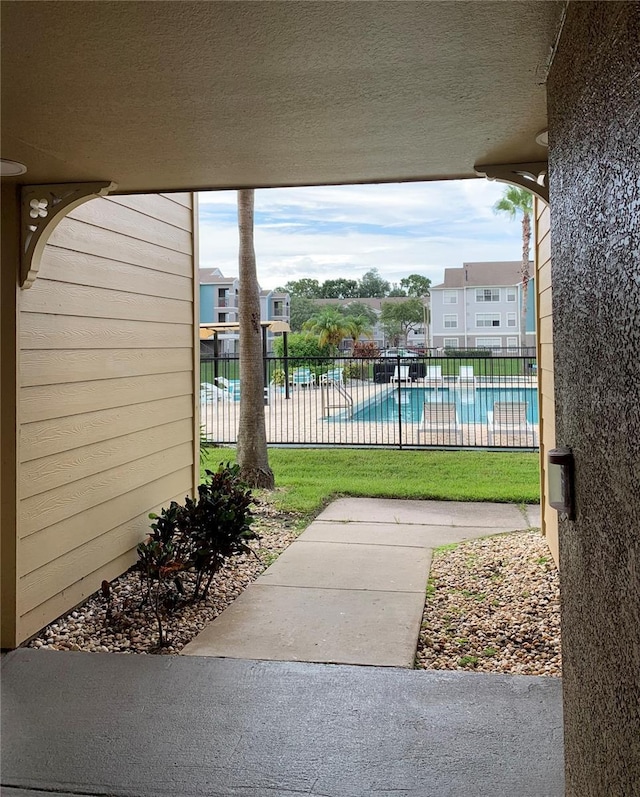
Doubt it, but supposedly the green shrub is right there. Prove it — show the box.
[444,348,492,358]
[270,368,286,386]
[343,362,368,380]
[352,341,380,359]
[185,464,257,600]
[272,332,335,366]
[135,463,257,646]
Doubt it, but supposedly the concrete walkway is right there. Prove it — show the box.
[182,498,538,666]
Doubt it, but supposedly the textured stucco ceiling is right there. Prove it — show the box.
[1,1,564,193]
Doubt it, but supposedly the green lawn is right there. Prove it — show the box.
[202,447,540,517]
[201,359,239,384]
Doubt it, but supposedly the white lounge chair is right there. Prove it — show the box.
[319,367,344,385]
[418,401,462,444]
[213,376,238,397]
[200,381,230,404]
[390,365,412,384]
[457,365,476,402]
[458,365,475,383]
[487,402,536,446]
[424,365,444,385]
[290,368,316,388]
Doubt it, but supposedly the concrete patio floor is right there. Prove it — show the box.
[1,649,564,796]
[182,498,538,666]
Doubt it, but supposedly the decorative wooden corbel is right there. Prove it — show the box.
[474,162,548,204]
[20,181,117,288]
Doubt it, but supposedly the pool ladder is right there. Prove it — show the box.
[321,381,354,418]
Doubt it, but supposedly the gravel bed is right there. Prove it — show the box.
[416,529,561,676]
[26,493,303,655]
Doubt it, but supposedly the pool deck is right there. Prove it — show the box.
[203,377,539,448]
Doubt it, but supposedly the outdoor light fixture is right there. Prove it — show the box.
[0,158,27,176]
[535,129,549,147]
[548,447,575,520]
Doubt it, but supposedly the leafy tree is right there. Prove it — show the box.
[380,298,425,346]
[283,278,322,298]
[320,278,359,299]
[337,301,378,325]
[388,283,408,297]
[236,189,274,489]
[303,307,351,349]
[358,268,390,298]
[289,295,318,332]
[272,332,334,364]
[493,186,533,347]
[400,274,431,298]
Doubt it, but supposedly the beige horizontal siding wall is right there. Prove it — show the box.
[1,184,20,648]
[534,197,558,566]
[16,193,198,642]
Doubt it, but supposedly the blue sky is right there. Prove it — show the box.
[199,180,523,290]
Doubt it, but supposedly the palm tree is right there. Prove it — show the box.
[236,189,274,489]
[303,307,351,349]
[493,186,534,348]
[344,314,374,349]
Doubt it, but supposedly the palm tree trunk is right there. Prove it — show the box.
[237,189,274,489]
[520,211,531,349]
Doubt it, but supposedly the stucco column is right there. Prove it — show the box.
[548,3,640,793]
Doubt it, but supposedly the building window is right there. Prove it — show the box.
[506,336,519,348]
[507,312,517,327]
[443,337,459,348]
[444,314,458,329]
[218,312,227,323]
[476,337,501,349]
[506,288,517,302]
[476,288,500,302]
[443,290,458,304]
[476,313,500,327]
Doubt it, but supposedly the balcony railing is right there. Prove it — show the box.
[219,298,239,309]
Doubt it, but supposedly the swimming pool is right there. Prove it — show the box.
[350,386,539,425]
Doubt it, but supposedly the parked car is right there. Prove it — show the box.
[380,348,419,358]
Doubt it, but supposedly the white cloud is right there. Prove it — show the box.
[198,180,523,289]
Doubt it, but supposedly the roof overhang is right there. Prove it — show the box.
[1,1,563,194]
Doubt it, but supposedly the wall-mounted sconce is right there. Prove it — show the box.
[1,158,27,176]
[548,447,575,520]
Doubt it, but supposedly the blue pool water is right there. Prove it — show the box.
[351,386,539,424]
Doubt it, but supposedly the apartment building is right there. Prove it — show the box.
[200,268,290,353]
[430,261,535,351]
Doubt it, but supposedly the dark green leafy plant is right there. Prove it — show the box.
[135,463,258,646]
[184,464,258,599]
[270,368,286,386]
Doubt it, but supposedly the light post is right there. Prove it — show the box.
[422,298,431,350]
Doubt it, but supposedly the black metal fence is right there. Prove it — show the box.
[200,352,539,450]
